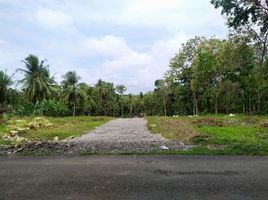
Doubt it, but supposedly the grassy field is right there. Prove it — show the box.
[147,115,268,155]
[0,116,112,144]
[0,124,10,145]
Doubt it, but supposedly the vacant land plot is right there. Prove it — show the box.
[147,115,268,155]
[0,116,112,145]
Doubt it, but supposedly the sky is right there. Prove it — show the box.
[0,0,228,94]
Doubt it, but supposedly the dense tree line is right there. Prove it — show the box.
[0,0,267,116]
[0,55,156,117]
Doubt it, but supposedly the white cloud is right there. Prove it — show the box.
[36,8,73,29]
[151,32,188,63]
[126,0,180,13]
[117,0,226,33]
[0,0,228,93]
[85,35,132,58]
[84,32,189,93]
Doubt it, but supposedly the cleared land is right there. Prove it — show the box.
[1,115,268,155]
[0,117,188,155]
[69,118,188,153]
[147,115,268,155]
[0,116,112,145]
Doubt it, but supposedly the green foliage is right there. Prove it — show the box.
[4,29,268,118]
[61,71,86,116]
[18,55,57,104]
[116,85,127,95]
[211,0,268,33]
[13,102,37,116]
[164,35,267,115]
[116,84,127,116]
[13,100,70,117]
[40,100,70,116]
[93,79,119,116]
[0,70,13,106]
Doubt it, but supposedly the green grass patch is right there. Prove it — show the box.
[0,124,10,145]
[147,115,268,155]
[0,139,11,146]
[0,124,6,132]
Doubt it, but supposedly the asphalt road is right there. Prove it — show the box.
[0,155,268,200]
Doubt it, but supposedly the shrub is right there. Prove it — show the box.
[13,102,36,116]
[40,100,70,116]
[13,100,70,117]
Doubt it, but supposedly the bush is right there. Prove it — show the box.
[13,102,36,116]
[40,100,70,116]
[13,100,70,117]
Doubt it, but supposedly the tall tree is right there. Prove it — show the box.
[94,80,119,116]
[18,55,56,103]
[61,71,85,116]
[0,70,13,106]
[78,83,95,116]
[128,94,133,116]
[154,79,170,116]
[116,85,127,117]
[167,37,204,115]
[211,0,268,113]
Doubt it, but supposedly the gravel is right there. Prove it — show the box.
[0,118,192,155]
[69,118,191,153]
[74,118,167,142]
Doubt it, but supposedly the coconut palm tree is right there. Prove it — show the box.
[61,71,85,116]
[0,70,13,106]
[78,82,95,115]
[116,84,127,117]
[95,79,108,115]
[18,54,57,103]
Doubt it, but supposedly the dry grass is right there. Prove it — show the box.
[0,116,113,143]
[147,116,200,142]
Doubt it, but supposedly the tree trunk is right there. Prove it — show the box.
[41,105,44,116]
[206,97,211,113]
[193,91,198,115]
[163,96,167,116]
[242,92,246,114]
[130,103,133,116]
[121,104,123,117]
[257,88,261,113]
[249,95,252,115]
[73,102,76,117]
[215,98,218,114]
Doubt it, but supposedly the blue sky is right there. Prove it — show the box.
[0,0,228,93]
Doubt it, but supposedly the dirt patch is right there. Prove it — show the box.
[193,118,224,127]
[0,141,76,155]
[164,119,199,141]
[91,117,105,121]
[260,123,268,128]
[243,117,261,125]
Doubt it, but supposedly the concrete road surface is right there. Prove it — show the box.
[0,155,268,200]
